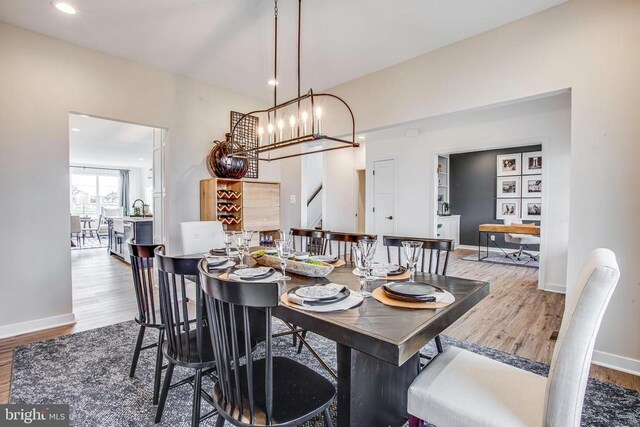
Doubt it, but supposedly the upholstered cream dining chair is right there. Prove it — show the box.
[407,248,620,427]
[179,220,225,255]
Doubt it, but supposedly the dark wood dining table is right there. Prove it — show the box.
[206,256,490,427]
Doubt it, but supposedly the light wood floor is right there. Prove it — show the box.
[1,248,638,404]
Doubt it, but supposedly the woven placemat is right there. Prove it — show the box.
[372,287,454,309]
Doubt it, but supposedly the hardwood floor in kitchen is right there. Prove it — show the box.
[0,247,638,404]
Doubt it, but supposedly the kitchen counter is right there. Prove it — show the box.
[123,216,153,222]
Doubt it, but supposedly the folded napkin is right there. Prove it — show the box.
[384,282,452,303]
[228,271,282,283]
[287,283,347,306]
[285,289,364,313]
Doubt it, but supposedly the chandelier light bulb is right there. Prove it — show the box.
[277,119,284,141]
[289,115,296,138]
[267,123,274,144]
[258,126,264,146]
[315,107,323,135]
[301,111,308,135]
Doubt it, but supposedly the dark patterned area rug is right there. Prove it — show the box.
[10,320,640,426]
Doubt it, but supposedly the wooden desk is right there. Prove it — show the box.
[478,223,540,264]
[478,223,540,235]
[206,258,489,427]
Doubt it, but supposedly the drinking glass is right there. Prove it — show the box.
[275,239,292,281]
[223,231,234,261]
[235,232,248,268]
[402,241,423,282]
[358,238,377,281]
[352,246,371,298]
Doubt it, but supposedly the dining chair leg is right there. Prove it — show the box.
[152,329,165,405]
[129,325,146,377]
[155,362,175,423]
[323,408,334,427]
[292,325,297,347]
[96,232,102,244]
[409,415,424,427]
[296,330,308,354]
[192,369,203,427]
[435,335,443,354]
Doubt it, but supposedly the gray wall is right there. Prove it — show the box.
[449,145,541,247]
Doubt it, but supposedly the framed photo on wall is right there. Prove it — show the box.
[523,151,543,175]
[523,198,542,220]
[496,153,521,176]
[522,175,542,197]
[496,198,521,220]
[496,176,521,198]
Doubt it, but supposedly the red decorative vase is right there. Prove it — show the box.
[208,133,248,179]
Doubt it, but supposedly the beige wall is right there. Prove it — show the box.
[328,0,640,373]
[0,23,279,336]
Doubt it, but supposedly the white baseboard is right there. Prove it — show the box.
[592,350,640,377]
[540,282,566,294]
[0,313,76,339]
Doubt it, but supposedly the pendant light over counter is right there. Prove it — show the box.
[229,0,358,162]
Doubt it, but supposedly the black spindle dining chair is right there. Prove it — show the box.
[382,235,454,365]
[154,248,217,427]
[290,228,327,255]
[127,239,165,405]
[199,260,336,427]
[323,231,377,262]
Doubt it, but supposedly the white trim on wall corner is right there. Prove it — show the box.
[541,282,566,294]
[592,350,640,377]
[0,313,76,339]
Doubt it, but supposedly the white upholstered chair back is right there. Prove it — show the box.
[180,221,225,255]
[102,206,124,218]
[70,215,81,233]
[544,248,620,426]
[503,218,522,244]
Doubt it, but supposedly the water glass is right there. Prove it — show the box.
[358,238,377,281]
[352,246,372,298]
[223,231,234,261]
[235,232,248,268]
[275,239,292,281]
[402,241,423,282]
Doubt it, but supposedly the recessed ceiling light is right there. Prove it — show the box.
[71,128,81,132]
[138,158,144,161]
[267,79,279,86]
[357,135,366,141]
[51,1,77,15]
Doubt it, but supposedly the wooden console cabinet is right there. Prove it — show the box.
[200,178,280,234]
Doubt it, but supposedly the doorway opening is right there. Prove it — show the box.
[68,113,166,331]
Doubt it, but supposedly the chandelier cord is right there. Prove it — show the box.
[273,0,278,111]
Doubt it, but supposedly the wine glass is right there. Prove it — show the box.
[223,231,234,262]
[358,238,377,281]
[235,232,248,268]
[402,241,423,282]
[275,239,292,281]
[352,246,371,298]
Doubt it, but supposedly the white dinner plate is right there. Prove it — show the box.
[295,285,342,300]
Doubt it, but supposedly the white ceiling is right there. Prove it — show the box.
[0,0,568,101]
[69,114,154,169]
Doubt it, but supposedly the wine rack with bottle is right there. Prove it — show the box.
[200,178,280,235]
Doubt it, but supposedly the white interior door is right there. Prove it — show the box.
[373,159,396,237]
[152,128,166,244]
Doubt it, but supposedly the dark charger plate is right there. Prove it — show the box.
[288,286,350,306]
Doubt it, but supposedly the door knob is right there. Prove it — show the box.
[385,216,393,220]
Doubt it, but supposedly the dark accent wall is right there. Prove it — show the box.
[449,145,541,247]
